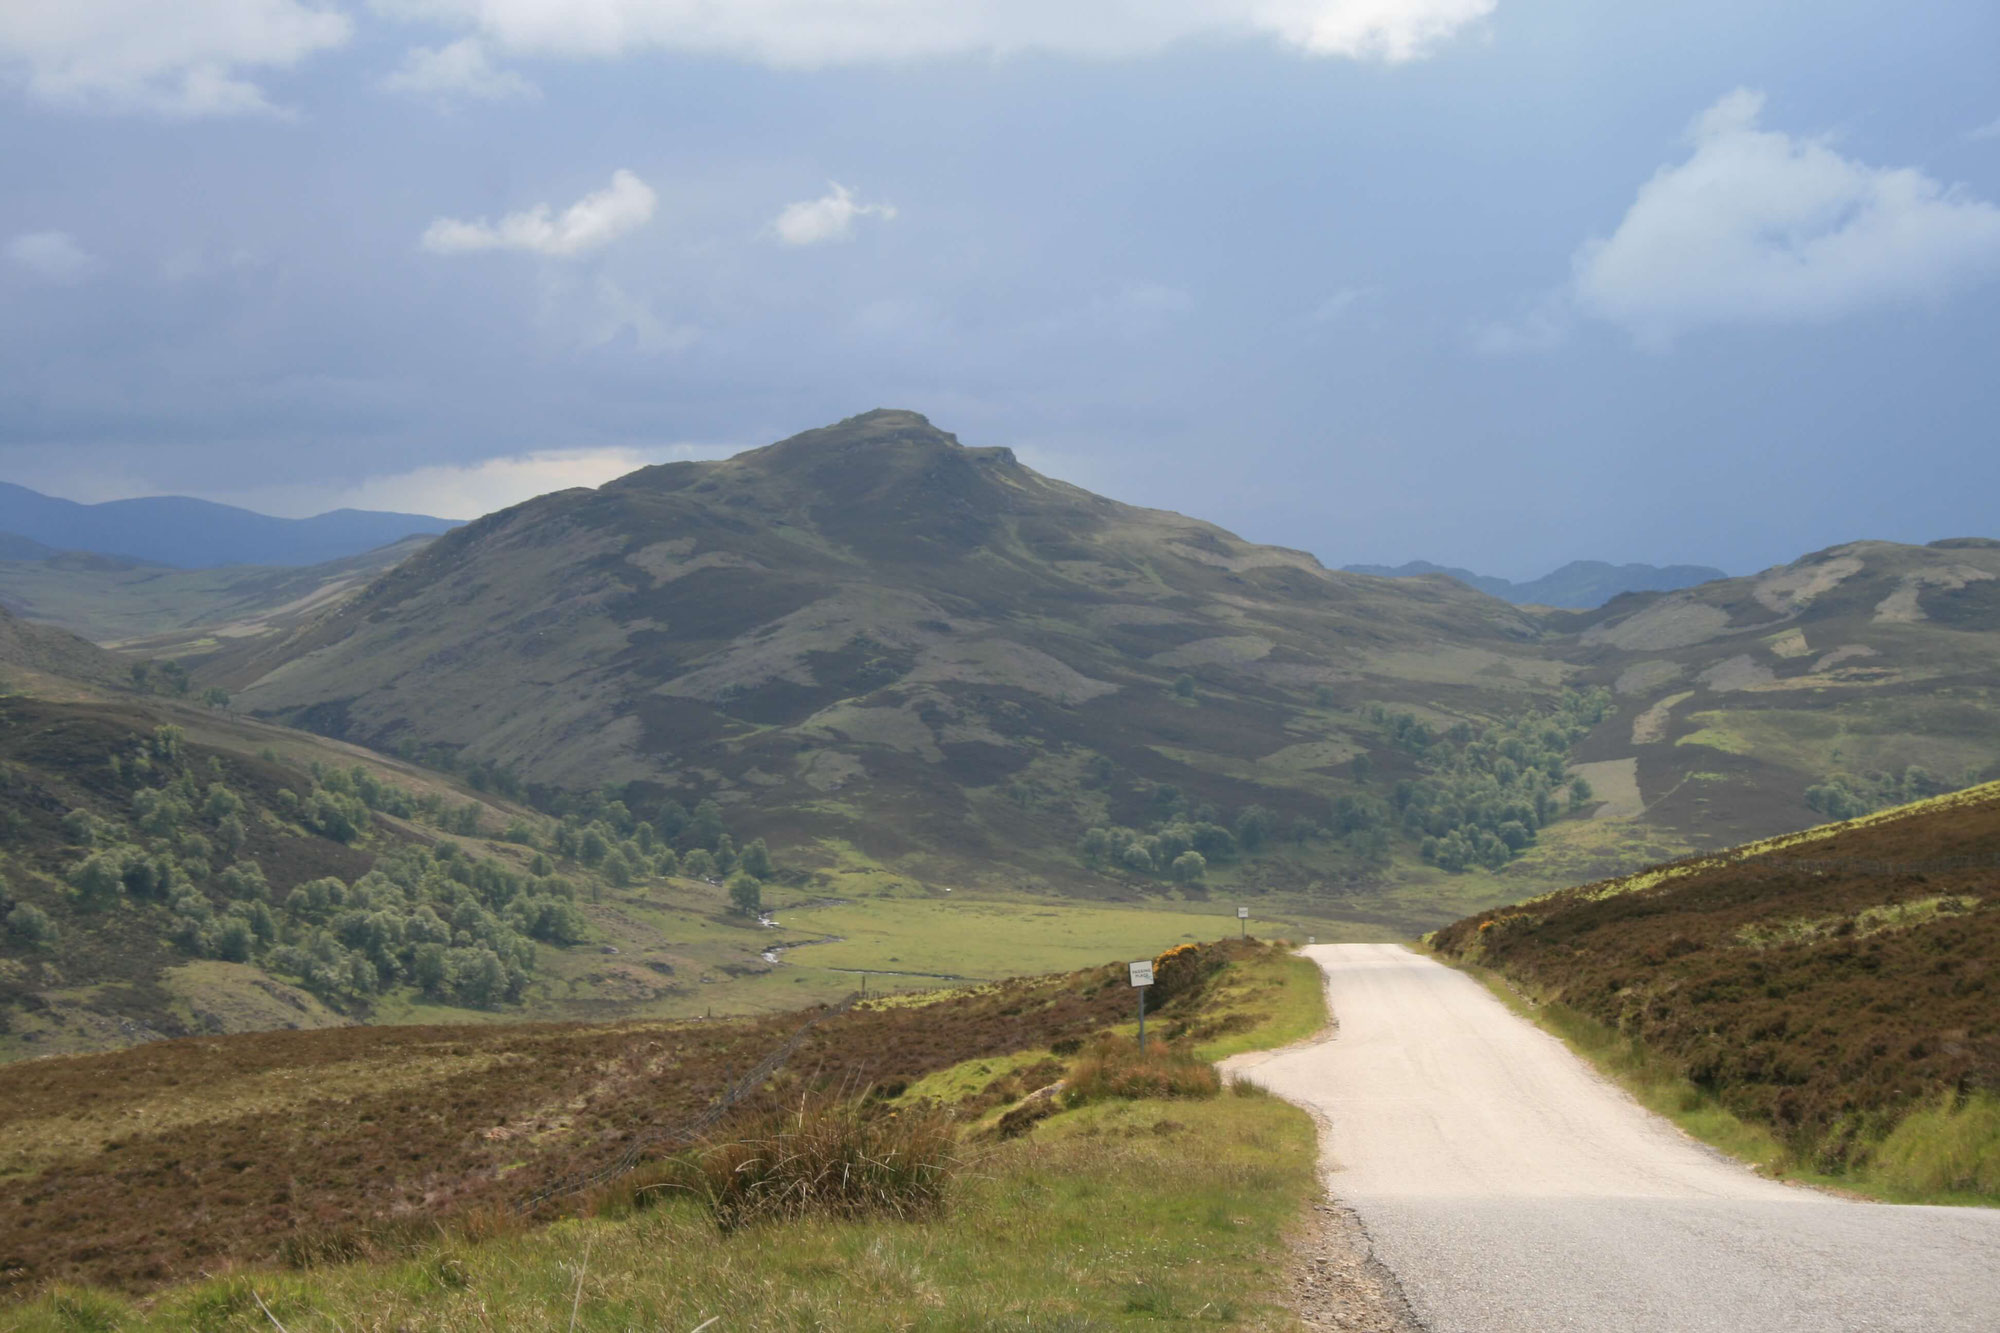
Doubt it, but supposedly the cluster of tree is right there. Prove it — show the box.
[1077,782,1393,884]
[1376,688,1612,873]
[1803,766,1970,822]
[126,660,228,708]
[60,785,580,1009]
[303,762,487,839]
[38,729,589,1008]
[387,738,529,803]
[300,763,779,907]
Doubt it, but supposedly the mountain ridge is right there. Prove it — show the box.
[1344,558,1728,609]
[0,482,457,570]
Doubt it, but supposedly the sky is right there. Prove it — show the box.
[3,1,1998,580]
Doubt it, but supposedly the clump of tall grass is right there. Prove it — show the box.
[1064,1037,1220,1105]
[1870,1092,2000,1200]
[643,1096,958,1233]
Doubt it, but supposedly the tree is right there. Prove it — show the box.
[739,837,773,880]
[213,917,256,963]
[1077,827,1113,868]
[67,849,128,909]
[60,809,96,847]
[6,901,57,945]
[1234,805,1277,854]
[1171,850,1207,885]
[602,848,634,888]
[727,872,763,918]
[1567,777,1595,814]
[1172,674,1196,700]
[686,799,726,851]
[682,848,717,880]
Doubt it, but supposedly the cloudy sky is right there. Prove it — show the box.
[3,0,1997,578]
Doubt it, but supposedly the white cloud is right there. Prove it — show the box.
[1970,117,2000,143]
[1301,286,1370,324]
[772,182,896,246]
[1489,90,2000,350]
[225,445,744,519]
[372,0,1491,66]
[577,277,701,353]
[382,37,537,100]
[7,231,98,282]
[1250,0,1492,61]
[422,170,657,257]
[0,0,350,116]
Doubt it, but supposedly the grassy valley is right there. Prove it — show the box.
[0,536,433,657]
[4,418,1997,1029]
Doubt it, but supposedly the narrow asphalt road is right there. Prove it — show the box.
[1237,944,2000,1333]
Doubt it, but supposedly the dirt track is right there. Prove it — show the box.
[1239,944,2000,1332]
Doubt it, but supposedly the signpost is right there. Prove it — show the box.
[1129,959,1154,1051]
[1237,905,1249,939]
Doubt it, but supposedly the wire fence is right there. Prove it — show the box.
[515,993,860,1214]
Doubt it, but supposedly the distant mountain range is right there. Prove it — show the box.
[0,482,457,569]
[1342,559,1728,609]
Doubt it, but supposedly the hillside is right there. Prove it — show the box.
[0,938,1313,1299]
[220,410,1561,909]
[1431,783,2000,1198]
[0,605,131,690]
[0,533,433,651]
[0,482,455,569]
[1552,538,2000,851]
[205,413,2000,931]
[1345,558,1727,609]
[0,641,837,1057]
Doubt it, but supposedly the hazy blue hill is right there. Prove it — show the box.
[0,532,59,562]
[0,483,457,569]
[1345,558,1727,609]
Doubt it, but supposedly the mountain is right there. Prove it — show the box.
[1345,558,1727,609]
[0,482,458,569]
[0,533,436,650]
[208,412,2000,933]
[221,409,1552,908]
[1553,537,2000,849]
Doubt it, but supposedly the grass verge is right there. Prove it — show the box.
[1448,958,2000,1205]
[3,1095,1316,1332]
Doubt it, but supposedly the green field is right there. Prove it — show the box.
[500,876,1354,1023]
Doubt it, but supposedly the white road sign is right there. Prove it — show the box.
[1128,960,1154,987]
[1237,907,1249,919]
